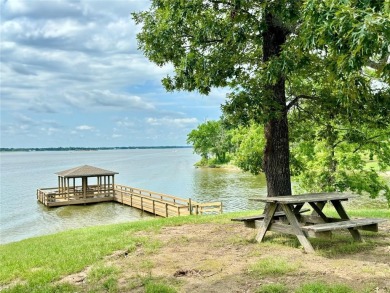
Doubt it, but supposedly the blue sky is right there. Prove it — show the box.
[0,0,227,148]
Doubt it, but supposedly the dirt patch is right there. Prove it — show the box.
[60,221,390,292]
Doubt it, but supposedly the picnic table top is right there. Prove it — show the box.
[250,192,354,204]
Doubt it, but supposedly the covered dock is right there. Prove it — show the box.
[37,165,222,217]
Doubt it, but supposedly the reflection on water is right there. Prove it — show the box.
[191,168,267,211]
[0,148,387,244]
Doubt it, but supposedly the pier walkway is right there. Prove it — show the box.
[37,184,222,217]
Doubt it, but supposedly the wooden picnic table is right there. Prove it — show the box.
[244,192,385,253]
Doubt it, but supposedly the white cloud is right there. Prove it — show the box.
[116,117,135,128]
[146,117,198,127]
[76,125,94,131]
[64,90,155,110]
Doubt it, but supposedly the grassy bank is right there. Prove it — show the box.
[1,208,389,293]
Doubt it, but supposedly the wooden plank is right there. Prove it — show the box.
[302,218,386,233]
[232,209,310,222]
[250,193,353,204]
[45,197,114,207]
[280,204,315,253]
[255,203,277,242]
[331,200,362,241]
[301,215,343,224]
[305,230,333,239]
[269,222,299,235]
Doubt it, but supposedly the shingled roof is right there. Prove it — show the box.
[56,165,118,177]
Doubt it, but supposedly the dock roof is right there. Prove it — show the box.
[56,165,118,177]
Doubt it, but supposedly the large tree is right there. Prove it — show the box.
[133,1,389,197]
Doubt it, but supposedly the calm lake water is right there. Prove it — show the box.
[0,148,268,244]
[1,148,388,244]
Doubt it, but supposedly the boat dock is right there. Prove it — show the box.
[37,184,222,217]
[36,165,222,217]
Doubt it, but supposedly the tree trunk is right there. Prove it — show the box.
[262,12,292,197]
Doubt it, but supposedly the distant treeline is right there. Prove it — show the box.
[0,146,191,152]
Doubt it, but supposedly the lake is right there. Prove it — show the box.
[0,148,268,244]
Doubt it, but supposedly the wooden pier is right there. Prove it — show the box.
[36,165,222,217]
[37,184,222,217]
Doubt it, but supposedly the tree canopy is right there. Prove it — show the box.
[133,0,389,198]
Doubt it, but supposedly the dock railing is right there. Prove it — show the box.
[114,184,223,217]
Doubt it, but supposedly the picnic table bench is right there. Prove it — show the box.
[232,209,310,228]
[233,192,386,253]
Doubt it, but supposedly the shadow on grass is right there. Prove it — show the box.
[259,231,386,258]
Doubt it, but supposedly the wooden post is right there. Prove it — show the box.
[58,176,60,196]
[165,203,168,217]
[141,197,143,211]
[107,176,110,197]
[153,200,156,215]
[220,202,223,214]
[189,198,192,215]
[73,178,76,198]
[67,178,70,199]
[112,175,115,197]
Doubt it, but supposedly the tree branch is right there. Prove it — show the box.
[287,95,319,111]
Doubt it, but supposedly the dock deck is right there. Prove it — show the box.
[37,184,222,217]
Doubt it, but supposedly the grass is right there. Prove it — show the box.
[0,211,249,287]
[0,208,388,292]
[87,264,120,292]
[256,283,288,293]
[248,257,299,276]
[256,281,356,293]
[295,281,355,293]
[321,206,390,218]
[144,279,177,293]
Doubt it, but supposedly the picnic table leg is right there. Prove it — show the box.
[255,203,277,242]
[331,200,363,242]
[308,202,329,222]
[281,204,315,253]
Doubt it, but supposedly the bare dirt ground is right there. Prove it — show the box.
[61,221,390,292]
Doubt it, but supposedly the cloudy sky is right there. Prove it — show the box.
[0,0,226,148]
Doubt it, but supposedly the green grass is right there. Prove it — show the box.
[256,283,288,293]
[0,207,388,292]
[87,264,120,292]
[322,207,390,219]
[248,257,299,276]
[0,211,249,288]
[295,281,355,293]
[144,279,177,293]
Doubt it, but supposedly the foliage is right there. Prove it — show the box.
[288,62,390,203]
[231,122,265,174]
[299,0,390,84]
[187,120,232,163]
